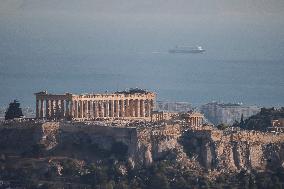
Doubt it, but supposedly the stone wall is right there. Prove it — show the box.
[0,121,44,154]
[0,121,138,160]
[0,121,181,167]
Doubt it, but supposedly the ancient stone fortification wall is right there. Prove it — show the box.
[40,122,139,161]
[188,129,284,172]
[0,121,138,157]
[0,121,180,167]
[0,121,44,154]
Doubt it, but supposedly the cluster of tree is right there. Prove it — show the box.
[216,123,230,130]
[4,156,284,187]
[75,160,212,189]
[233,107,284,131]
[4,100,23,120]
[1,155,284,189]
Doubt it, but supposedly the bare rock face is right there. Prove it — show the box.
[1,121,283,175]
[135,125,182,167]
[182,129,284,173]
[144,145,153,166]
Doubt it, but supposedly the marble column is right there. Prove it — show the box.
[55,100,59,118]
[132,100,136,117]
[120,100,125,117]
[105,101,109,117]
[65,100,69,117]
[50,100,54,118]
[144,100,148,117]
[102,101,105,117]
[69,100,72,118]
[140,100,145,117]
[135,99,139,117]
[82,100,88,118]
[40,99,44,118]
[150,100,154,112]
[125,99,129,117]
[94,101,98,118]
[46,99,50,119]
[88,100,91,118]
[89,101,93,118]
[78,100,84,118]
[97,102,101,117]
[129,100,133,117]
[100,101,105,117]
[61,100,65,118]
[109,100,114,117]
[36,99,39,118]
[74,101,78,118]
[115,100,119,117]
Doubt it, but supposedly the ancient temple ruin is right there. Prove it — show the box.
[35,89,156,120]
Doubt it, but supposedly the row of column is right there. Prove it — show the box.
[190,117,203,126]
[36,98,70,119]
[36,98,154,119]
[71,99,153,119]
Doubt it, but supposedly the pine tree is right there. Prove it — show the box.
[5,100,24,120]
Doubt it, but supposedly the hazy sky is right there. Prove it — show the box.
[1,0,284,15]
[1,0,284,59]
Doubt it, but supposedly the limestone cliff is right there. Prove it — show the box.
[182,129,284,173]
[0,121,283,174]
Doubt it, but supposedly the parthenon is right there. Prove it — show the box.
[35,89,156,120]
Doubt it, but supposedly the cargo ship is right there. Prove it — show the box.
[169,46,205,53]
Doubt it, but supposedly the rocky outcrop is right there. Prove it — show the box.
[182,129,284,173]
[135,124,181,166]
[0,122,44,154]
[0,121,283,174]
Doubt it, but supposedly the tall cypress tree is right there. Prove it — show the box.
[240,113,245,129]
[5,100,24,120]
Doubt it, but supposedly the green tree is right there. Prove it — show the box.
[148,173,170,189]
[240,114,245,129]
[30,143,45,157]
[5,100,23,120]
[174,176,189,189]
[217,123,229,130]
[111,141,128,160]
[61,159,79,176]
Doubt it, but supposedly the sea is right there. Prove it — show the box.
[0,50,283,108]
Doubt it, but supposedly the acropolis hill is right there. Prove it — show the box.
[1,89,284,188]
